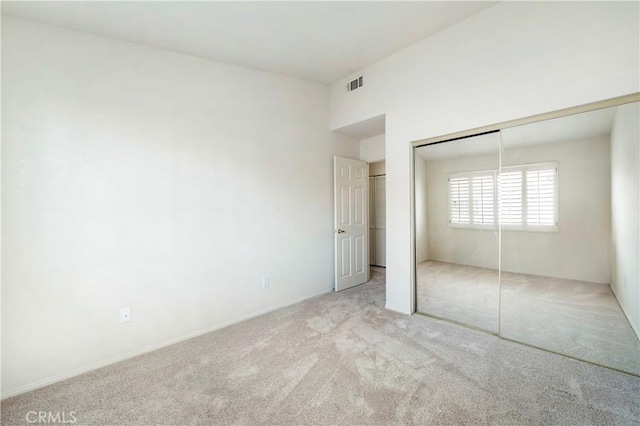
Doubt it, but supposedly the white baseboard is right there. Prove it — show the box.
[385,303,411,315]
[610,285,640,340]
[1,288,332,400]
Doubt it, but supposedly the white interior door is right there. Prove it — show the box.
[334,156,369,291]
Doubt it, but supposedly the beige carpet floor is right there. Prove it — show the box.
[2,267,640,425]
[416,260,499,333]
[416,260,640,376]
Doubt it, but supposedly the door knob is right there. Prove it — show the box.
[336,229,346,234]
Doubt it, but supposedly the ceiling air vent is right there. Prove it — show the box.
[347,76,363,91]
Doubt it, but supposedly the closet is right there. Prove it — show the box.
[413,97,640,376]
[369,161,386,267]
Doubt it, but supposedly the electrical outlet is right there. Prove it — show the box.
[120,307,131,323]
[262,275,270,288]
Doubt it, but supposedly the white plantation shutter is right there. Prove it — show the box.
[499,162,557,230]
[448,163,557,231]
[472,175,495,225]
[499,171,523,226]
[449,177,470,224]
[526,167,556,227]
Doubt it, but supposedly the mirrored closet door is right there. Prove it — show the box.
[499,102,640,375]
[414,98,640,376]
[415,132,501,334]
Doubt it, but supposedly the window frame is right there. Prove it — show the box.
[448,170,498,231]
[447,162,558,232]
[502,162,558,233]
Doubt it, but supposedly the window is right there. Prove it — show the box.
[500,163,558,231]
[449,176,470,225]
[526,167,556,227]
[472,174,495,225]
[448,171,496,229]
[498,171,523,226]
[449,162,557,231]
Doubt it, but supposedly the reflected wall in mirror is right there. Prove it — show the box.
[500,102,640,375]
[415,132,500,333]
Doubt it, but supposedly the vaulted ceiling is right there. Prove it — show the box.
[2,1,497,84]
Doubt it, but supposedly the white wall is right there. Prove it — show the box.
[611,102,640,337]
[369,160,385,176]
[503,137,612,283]
[359,134,385,163]
[422,138,612,283]
[1,17,358,397]
[330,1,640,313]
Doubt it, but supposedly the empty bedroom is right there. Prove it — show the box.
[2,1,639,425]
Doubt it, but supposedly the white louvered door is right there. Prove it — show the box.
[369,177,376,266]
[373,176,386,267]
